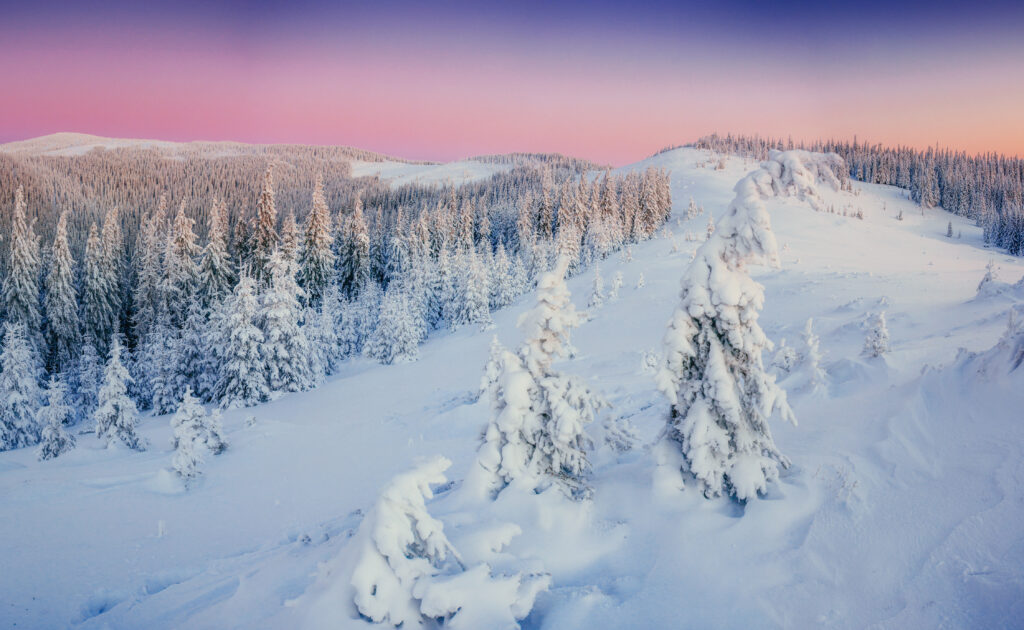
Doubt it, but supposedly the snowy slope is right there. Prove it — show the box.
[2,148,1024,629]
[349,159,513,188]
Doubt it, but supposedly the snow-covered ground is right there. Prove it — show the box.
[3,148,1023,629]
[349,159,513,188]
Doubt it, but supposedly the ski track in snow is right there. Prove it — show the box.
[2,148,1024,629]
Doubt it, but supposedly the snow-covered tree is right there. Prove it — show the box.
[3,186,42,347]
[337,192,371,298]
[365,279,420,365]
[299,174,336,308]
[171,388,206,485]
[45,211,80,371]
[863,311,890,358]
[636,272,645,289]
[198,198,235,309]
[37,375,75,461]
[82,224,117,356]
[145,309,181,415]
[217,275,268,408]
[801,318,827,390]
[0,323,42,450]
[351,456,548,629]
[587,264,604,309]
[75,337,103,423]
[458,249,493,330]
[771,338,798,375]
[705,215,715,240]
[133,202,168,343]
[609,271,623,301]
[251,165,279,287]
[307,283,344,380]
[260,250,312,393]
[339,280,382,357]
[205,408,228,455]
[656,156,801,501]
[94,336,145,451]
[470,257,600,499]
[177,299,215,400]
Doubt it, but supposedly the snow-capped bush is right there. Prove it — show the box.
[609,272,623,301]
[800,318,828,391]
[771,338,798,374]
[588,264,604,310]
[656,153,814,500]
[350,456,548,628]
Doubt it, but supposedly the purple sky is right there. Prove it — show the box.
[2,0,1022,164]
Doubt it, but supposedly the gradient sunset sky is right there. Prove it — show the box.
[2,0,1023,164]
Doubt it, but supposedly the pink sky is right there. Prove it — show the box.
[2,9,1022,165]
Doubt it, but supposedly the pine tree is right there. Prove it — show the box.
[339,280,382,357]
[0,323,43,450]
[306,284,343,381]
[198,198,235,309]
[588,264,604,309]
[146,308,182,415]
[177,298,214,400]
[170,388,206,485]
[863,311,890,358]
[37,375,75,461]
[45,211,81,372]
[337,192,371,298]
[260,250,312,393]
[609,271,623,301]
[251,165,279,287]
[299,174,336,308]
[160,202,198,327]
[133,203,168,344]
[538,167,555,240]
[3,186,42,348]
[76,337,103,423]
[459,248,493,330]
[82,223,116,356]
[801,318,827,390]
[94,336,145,450]
[217,275,268,408]
[101,206,125,340]
[364,280,420,365]
[280,209,299,263]
[470,257,599,499]
[656,160,796,501]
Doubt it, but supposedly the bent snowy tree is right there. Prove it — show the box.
[654,151,840,500]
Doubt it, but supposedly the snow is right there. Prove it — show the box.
[349,159,512,188]
[3,147,1024,628]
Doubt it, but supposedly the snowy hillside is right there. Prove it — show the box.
[2,148,1023,629]
[349,159,513,188]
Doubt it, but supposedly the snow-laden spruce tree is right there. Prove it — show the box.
[0,323,43,451]
[636,272,645,289]
[3,187,42,347]
[37,375,75,461]
[251,165,279,287]
[609,271,623,301]
[217,275,268,408]
[459,248,493,330]
[133,202,168,343]
[198,198,235,309]
[146,309,182,415]
[45,211,81,372]
[365,279,421,365]
[299,174,335,308]
[82,224,117,356]
[656,154,811,501]
[76,337,104,423]
[350,456,548,629]
[588,263,604,309]
[260,250,312,393]
[94,336,145,451]
[470,257,601,499]
[863,311,890,358]
[307,284,344,380]
[801,318,828,390]
[171,388,207,485]
[337,192,371,298]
